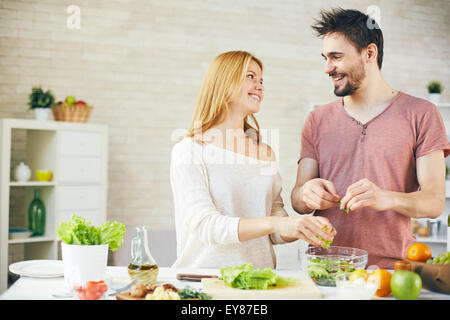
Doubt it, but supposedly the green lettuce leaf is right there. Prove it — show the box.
[220,263,299,290]
[56,214,125,251]
[316,226,333,249]
[97,220,125,251]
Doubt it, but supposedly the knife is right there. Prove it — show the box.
[176,273,218,282]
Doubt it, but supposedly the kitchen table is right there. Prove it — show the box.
[0,266,448,300]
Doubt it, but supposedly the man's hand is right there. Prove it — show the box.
[302,178,341,211]
[339,178,389,212]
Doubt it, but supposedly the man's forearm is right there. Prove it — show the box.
[291,185,315,215]
[384,189,444,219]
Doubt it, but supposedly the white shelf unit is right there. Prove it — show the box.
[0,118,108,293]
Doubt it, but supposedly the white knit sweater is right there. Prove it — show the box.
[170,137,288,269]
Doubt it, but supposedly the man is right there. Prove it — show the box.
[291,8,449,268]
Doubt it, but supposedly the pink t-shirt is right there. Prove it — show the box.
[299,92,450,269]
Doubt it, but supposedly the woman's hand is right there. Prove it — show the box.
[273,216,336,246]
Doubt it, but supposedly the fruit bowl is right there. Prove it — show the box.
[302,246,368,287]
[335,272,378,299]
[52,101,92,123]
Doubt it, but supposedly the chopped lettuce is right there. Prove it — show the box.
[316,226,333,249]
[56,214,125,251]
[220,263,299,290]
[307,258,355,286]
[307,264,329,279]
[337,200,349,214]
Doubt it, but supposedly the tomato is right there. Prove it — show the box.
[73,280,108,300]
[72,284,83,293]
[407,243,432,262]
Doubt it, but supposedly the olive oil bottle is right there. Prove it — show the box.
[127,226,159,285]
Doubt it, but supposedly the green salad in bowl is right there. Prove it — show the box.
[304,246,368,287]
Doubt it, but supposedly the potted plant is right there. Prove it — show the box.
[27,86,56,121]
[57,214,125,299]
[427,81,443,104]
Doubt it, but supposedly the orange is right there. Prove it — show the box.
[407,243,432,262]
[367,269,392,297]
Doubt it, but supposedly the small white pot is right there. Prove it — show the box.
[14,162,31,182]
[428,93,441,105]
[34,108,51,121]
[61,243,109,290]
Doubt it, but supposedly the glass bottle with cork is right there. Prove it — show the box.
[127,226,159,285]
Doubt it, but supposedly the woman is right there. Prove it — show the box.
[170,51,336,269]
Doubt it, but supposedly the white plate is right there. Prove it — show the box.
[9,260,64,278]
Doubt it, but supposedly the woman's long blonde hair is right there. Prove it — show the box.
[186,51,263,143]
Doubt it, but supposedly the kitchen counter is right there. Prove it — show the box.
[0,266,448,300]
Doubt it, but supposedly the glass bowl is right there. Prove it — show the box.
[335,272,378,299]
[302,246,368,287]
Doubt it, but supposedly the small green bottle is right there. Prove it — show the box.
[28,189,46,236]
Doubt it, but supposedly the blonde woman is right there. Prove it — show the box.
[170,51,336,269]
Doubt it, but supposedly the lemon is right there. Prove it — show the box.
[349,269,368,282]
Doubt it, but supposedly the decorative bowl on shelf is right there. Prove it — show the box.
[9,229,33,240]
[36,170,52,181]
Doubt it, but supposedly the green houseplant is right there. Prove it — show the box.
[27,86,56,121]
[427,81,443,104]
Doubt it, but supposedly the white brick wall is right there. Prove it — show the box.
[1,0,449,267]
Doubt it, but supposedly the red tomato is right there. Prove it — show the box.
[74,280,108,300]
[72,284,83,293]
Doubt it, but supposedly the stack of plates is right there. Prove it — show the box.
[8,229,33,240]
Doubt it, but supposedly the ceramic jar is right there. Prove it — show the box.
[14,162,31,182]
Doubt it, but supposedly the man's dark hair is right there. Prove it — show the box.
[311,8,384,69]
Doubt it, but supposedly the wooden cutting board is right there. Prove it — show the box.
[201,278,323,299]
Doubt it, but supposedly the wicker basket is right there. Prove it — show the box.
[52,103,92,123]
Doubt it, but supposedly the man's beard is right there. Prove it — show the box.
[331,65,366,97]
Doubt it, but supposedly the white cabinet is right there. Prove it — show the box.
[57,186,101,211]
[59,131,102,157]
[0,118,108,293]
[58,158,101,182]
